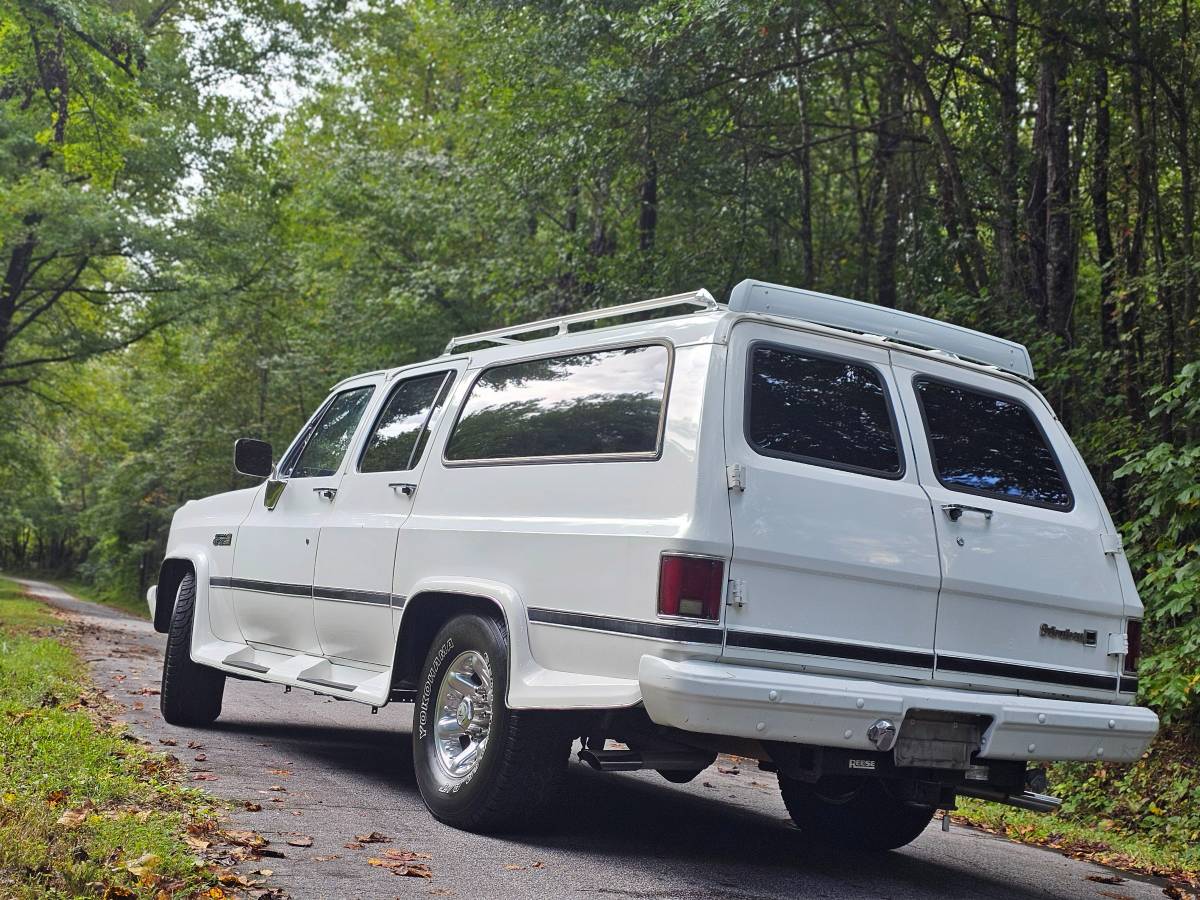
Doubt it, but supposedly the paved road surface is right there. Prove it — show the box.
[12,578,1166,900]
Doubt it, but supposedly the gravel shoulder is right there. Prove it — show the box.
[12,577,1170,900]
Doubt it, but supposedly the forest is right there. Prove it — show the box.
[1,0,1198,850]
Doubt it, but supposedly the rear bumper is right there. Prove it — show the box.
[639,655,1158,763]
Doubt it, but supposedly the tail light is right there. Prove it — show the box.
[658,555,724,621]
[1124,620,1142,675]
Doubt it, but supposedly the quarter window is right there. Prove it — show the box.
[746,345,902,476]
[444,345,670,462]
[360,371,456,473]
[914,378,1071,508]
[287,386,374,479]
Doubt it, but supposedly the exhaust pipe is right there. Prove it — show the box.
[957,784,1062,813]
[578,748,715,773]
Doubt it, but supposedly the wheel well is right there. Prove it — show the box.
[390,592,505,694]
[153,558,195,633]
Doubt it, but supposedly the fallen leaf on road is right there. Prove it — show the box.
[313,855,339,862]
[702,781,715,788]
[131,701,144,711]
[504,864,525,871]
[131,687,160,695]
[267,785,286,792]
[222,830,268,849]
[158,738,177,746]
[188,741,204,749]
[194,753,207,762]
[192,773,217,781]
[243,802,262,812]
[1088,875,1127,884]
[252,848,286,859]
[354,831,390,843]
[383,849,431,862]
[367,857,433,878]
[184,835,211,852]
[290,810,303,816]
[531,861,545,869]
[344,842,364,850]
[269,769,292,776]
[286,836,313,847]
[717,765,740,775]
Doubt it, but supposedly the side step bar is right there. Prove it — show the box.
[578,748,715,773]
[957,785,1062,813]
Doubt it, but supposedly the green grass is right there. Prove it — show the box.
[0,577,218,898]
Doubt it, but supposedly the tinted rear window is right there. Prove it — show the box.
[747,345,902,476]
[445,345,670,462]
[915,378,1071,508]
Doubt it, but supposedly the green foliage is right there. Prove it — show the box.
[1116,362,1200,725]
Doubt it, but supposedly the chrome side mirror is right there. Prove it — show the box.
[234,438,273,478]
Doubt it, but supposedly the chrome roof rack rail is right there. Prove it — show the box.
[443,289,719,354]
[728,279,1035,379]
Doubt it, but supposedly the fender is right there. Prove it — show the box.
[152,546,213,635]
[397,576,641,711]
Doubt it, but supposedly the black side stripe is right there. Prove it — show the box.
[1119,677,1139,693]
[726,630,935,669]
[528,608,723,645]
[210,577,403,608]
[938,655,1119,692]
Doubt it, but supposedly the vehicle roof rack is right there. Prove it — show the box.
[729,279,1035,379]
[443,289,719,354]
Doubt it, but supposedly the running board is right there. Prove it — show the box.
[957,785,1062,813]
[203,642,392,706]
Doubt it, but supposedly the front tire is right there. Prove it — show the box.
[160,572,225,726]
[778,775,935,851]
[413,613,570,832]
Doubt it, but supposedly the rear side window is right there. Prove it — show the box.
[444,344,670,462]
[360,371,456,473]
[287,386,374,479]
[747,344,902,477]
[914,378,1072,509]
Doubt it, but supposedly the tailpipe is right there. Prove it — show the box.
[957,785,1062,813]
[577,748,715,773]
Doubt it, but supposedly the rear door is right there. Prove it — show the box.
[891,353,1126,700]
[312,363,461,666]
[721,322,941,682]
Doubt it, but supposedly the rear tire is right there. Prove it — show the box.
[413,613,571,833]
[160,572,225,726]
[778,774,935,851]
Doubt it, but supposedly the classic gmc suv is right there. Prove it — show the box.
[148,279,1158,850]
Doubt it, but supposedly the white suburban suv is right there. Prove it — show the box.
[148,279,1158,850]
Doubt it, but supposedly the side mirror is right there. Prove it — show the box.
[234,438,273,478]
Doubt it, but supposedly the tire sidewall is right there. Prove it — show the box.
[413,614,510,819]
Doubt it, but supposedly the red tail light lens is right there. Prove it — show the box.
[1124,620,1142,675]
[658,555,724,621]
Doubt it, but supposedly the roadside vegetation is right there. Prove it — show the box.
[0,578,214,898]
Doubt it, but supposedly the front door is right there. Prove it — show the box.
[313,364,461,665]
[891,353,1128,699]
[231,383,376,654]
[721,322,941,682]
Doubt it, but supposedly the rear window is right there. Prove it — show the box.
[746,344,902,476]
[914,378,1072,508]
[444,344,670,462]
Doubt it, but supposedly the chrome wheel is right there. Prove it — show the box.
[432,650,494,782]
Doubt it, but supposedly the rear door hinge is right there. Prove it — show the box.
[727,578,746,609]
[726,464,747,492]
[1101,532,1124,556]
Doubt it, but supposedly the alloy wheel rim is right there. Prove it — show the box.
[433,650,494,781]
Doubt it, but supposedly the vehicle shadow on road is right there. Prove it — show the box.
[204,712,1085,900]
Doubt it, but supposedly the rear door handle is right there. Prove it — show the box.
[313,487,337,501]
[941,503,993,522]
[389,482,417,497]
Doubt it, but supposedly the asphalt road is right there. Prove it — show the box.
[14,577,1167,900]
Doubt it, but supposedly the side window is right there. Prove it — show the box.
[746,344,902,477]
[914,378,1072,509]
[360,371,456,473]
[444,344,670,462]
[286,386,374,479]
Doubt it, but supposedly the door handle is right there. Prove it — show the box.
[389,482,417,497]
[941,503,993,522]
[313,487,337,501]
